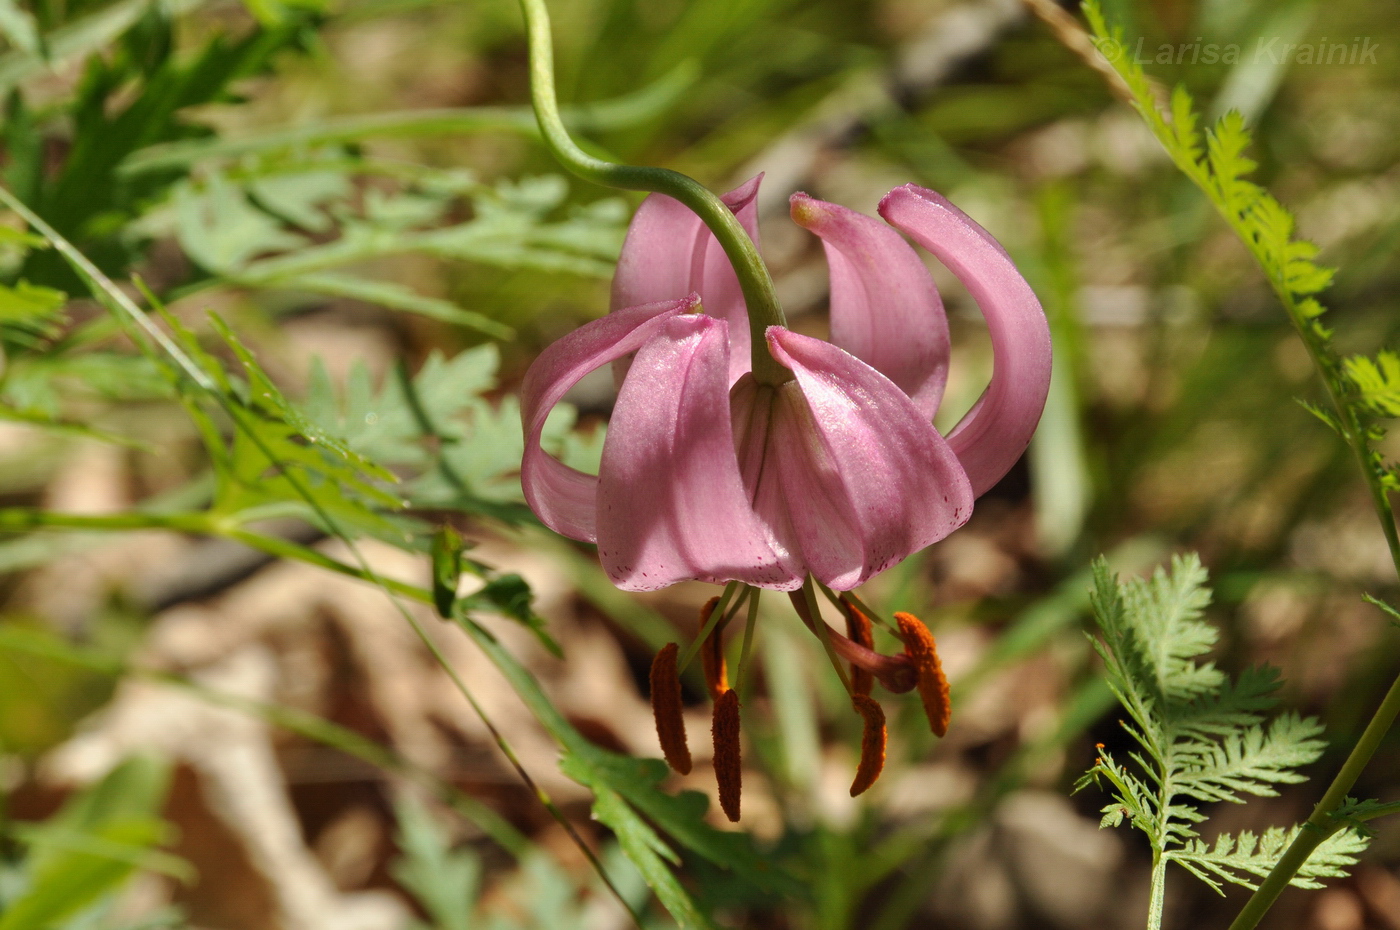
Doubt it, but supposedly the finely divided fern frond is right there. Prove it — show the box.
[1171,827,1368,893]
[1122,552,1217,705]
[1066,7,1390,921]
[1344,352,1400,418]
[1079,556,1366,906]
[1170,713,1323,804]
[1082,0,1400,495]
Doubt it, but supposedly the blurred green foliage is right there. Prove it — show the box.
[0,0,1396,927]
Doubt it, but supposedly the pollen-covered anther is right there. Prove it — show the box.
[841,597,875,698]
[699,596,729,701]
[712,689,742,822]
[849,695,887,797]
[649,643,691,774]
[895,611,951,737]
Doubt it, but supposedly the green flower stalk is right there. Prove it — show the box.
[515,0,789,385]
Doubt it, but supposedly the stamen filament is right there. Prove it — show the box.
[735,588,761,697]
[789,586,917,693]
[841,599,875,698]
[839,588,907,644]
[723,585,754,626]
[702,606,729,701]
[798,578,853,696]
[679,580,740,672]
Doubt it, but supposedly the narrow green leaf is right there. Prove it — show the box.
[0,757,179,930]
[431,525,464,619]
[272,273,514,339]
[591,787,715,930]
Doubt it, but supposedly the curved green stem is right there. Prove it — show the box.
[735,589,761,695]
[517,0,790,385]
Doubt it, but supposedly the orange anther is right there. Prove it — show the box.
[712,688,742,822]
[699,596,729,701]
[841,597,875,698]
[649,643,691,775]
[895,612,951,738]
[849,695,887,797]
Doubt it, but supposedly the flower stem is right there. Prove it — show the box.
[516,0,789,385]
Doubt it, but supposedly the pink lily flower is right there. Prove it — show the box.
[520,179,1051,593]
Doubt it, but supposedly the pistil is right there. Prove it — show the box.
[788,589,917,693]
[841,598,876,697]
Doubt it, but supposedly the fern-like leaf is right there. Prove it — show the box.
[1344,352,1400,417]
[391,796,481,930]
[1171,827,1368,893]
[303,345,603,516]
[1088,553,1220,743]
[1171,714,1325,804]
[1077,0,1400,490]
[1080,553,1363,899]
[1125,554,1218,704]
[1173,664,1282,739]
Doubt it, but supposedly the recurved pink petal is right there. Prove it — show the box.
[597,314,799,592]
[521,296,697,542]
[611,176,764,384]
[729,373,803,583]
[878,185,1052,497]
[764,327,975,591]
[790,192,950,419]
